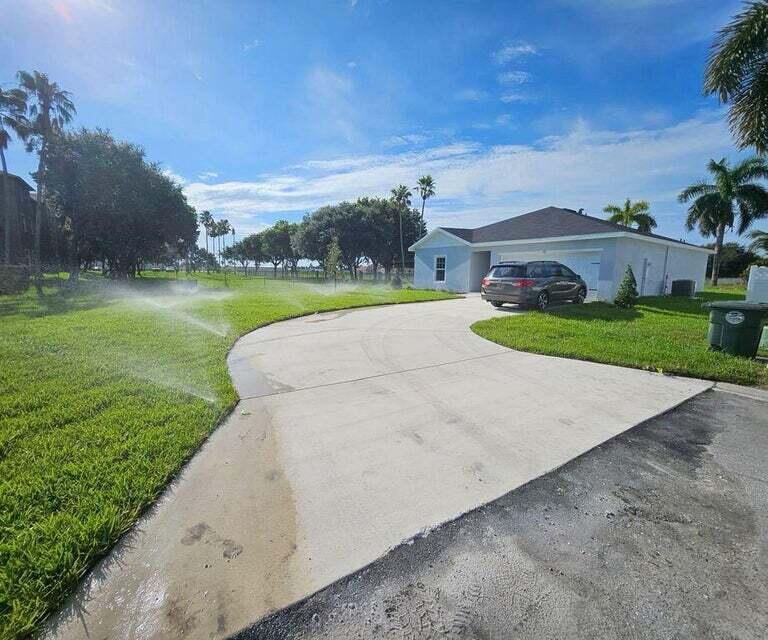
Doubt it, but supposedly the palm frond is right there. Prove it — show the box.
[678,181,716,203]
[704,0,768,101]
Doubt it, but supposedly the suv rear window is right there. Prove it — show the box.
[488,264,526,278]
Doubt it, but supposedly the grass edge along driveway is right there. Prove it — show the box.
[471,289,767,388]
[0,276,455,639]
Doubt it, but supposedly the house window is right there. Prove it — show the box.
[435,256,446,282]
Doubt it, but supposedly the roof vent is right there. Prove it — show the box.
[577,208,585,215]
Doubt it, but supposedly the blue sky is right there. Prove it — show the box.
[1,0,752,244]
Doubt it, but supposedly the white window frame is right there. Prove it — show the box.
[434,255,447,283]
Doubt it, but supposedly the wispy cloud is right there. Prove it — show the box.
[162,167,188,187]
[498,71,531,85]
[304,66,360,143]
[455,88,488,102]
[493,42,538,64]
[181,111,734,240]
[242,38,260,52]
[500,92,536,104]
[383,133,430,147]
[198,171,219,181]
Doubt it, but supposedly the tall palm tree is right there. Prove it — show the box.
[0,87,28,265]
[218,219,230,263]
[416,175,435,234]
[199,210,212,254]
[391,185,412,276]
[749,229,768,254]
[704,1,768,154]
[679,157,768,285]
[603,198,657,233]
[17,70,75,289]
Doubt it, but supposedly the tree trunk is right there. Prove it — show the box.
[711,223,726,286]
[398,208,405,276]
[1,148,13,265]
[33,144,46,293]
[421,198,426,234]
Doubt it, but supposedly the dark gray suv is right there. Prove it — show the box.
[481,260,588,310]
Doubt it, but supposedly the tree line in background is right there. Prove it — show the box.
[223,195,426,281]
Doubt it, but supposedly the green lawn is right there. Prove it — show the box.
[472,288,767,387]
[0,274,455,638]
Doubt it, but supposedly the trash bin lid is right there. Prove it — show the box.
[703,300,768,311]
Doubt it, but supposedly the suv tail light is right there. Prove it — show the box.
[510,278,536,288]
[481,277,490,287]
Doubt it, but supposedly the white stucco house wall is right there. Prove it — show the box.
[410,206,712,300]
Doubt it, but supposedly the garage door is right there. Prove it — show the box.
[499,251,602,299]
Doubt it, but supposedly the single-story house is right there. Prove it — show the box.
[410,206,712,300]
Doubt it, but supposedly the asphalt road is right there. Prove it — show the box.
[234,387,768,640]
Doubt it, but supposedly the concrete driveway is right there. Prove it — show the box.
[44,295,711,640]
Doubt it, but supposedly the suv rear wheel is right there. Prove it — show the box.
[574,287,586,304]
[536,291,549,311]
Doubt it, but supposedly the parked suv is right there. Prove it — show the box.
[481,260,588,310]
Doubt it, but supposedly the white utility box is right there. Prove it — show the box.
[746,265,768,303]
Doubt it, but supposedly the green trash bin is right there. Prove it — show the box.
[704,301,768,357]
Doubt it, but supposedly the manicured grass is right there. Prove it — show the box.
[0,274,455,638]
[472,288,767,387]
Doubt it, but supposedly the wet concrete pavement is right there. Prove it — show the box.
[235,387,768,640]
[42,296,711,639]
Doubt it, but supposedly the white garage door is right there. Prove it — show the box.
[499,251,602,299]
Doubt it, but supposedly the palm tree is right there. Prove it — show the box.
[17,70,75,289]
[0,87,28,265]
[603,199,657,233]
[390,185,412,276]
[218,219,230,263]
[416,175,435,234]
[704,1,768,154]
[678,157,768,285]
[199,210,213,254]
[749,229,768,254]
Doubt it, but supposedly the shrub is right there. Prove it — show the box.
[0,266,30,295]
[614,265,638,308]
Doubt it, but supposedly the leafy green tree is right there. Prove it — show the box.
[614,266,638,308]
[391,184,412,275]
[705,241,758,277]
[45,129,197,278]
[325,236,342,280]
[17,70,75,288]
[260,219,294,276]
[416,175,435,233]
[603,198,657,233]
[0,87,28,265]
[678,157,768,285]
[705,1,768,154]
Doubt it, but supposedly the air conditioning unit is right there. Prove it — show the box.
[670,279,695,297]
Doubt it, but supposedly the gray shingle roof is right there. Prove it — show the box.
[438,206,695,247]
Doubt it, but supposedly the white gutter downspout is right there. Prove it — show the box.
[661,246,670,295]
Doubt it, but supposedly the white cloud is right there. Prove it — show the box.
[181,111,735,240]
[383,133,430,147]
[497,71,531,85]
[242,39,260,52]
[198,171,219,181]
[455,88,487,101]
[162,167,188,186]
[500,92,536,104]
[493,42,538,64]
[346,61,357,68]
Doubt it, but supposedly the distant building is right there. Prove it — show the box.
[0,173,36,265]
